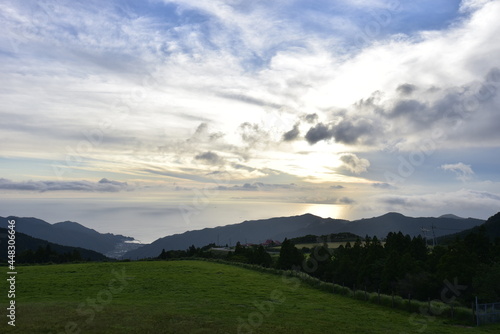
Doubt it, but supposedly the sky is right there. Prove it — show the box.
[1,0,500,243]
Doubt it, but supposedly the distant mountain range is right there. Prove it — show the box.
[122,212,485,259]
[0,216,141,258]
[1,212,490,261]
[0,227,109,262]
[438,211,500,244]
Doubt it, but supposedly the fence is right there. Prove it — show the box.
[476,298,500,326]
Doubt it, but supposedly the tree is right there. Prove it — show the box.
[158,249,167,260]
[473,263,500,302]
[277,238,304,270]
[252,246,272,267]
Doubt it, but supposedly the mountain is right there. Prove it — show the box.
[0,227,109,262]
[0,216,141,258]
[439,214,465,219]
[122,212,484,259]
[340,212,484,240]
[123,214,347,259]
[438,211,500,244]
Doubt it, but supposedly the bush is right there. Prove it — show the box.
[368,292,380,304]
[393,295,405,309]
[454,306,473,323]
[354,290,366,301]
[379,294,394,308]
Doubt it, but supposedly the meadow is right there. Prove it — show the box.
[1,260,499,333]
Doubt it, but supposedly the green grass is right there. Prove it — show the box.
[1,261,499,333]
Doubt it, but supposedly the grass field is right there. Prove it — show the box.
[1,260,499,333]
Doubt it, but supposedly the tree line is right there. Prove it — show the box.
[17,244,84,264]
[157,223,500,305]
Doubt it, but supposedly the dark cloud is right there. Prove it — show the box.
[338,197,356,204]
[305,123,332,144]
[388,99,427,119]
[330,185,345,189]
[302,113,319,124]
[282,123,300,142]
[305,119,376,145]
[376,68,500,136]
[381,196,410,206]
[194,151,223,164]
[0,178,129,192]
[397,83,418,95]
[331,118,375,144]
[486,67,500,83]
[218,93,282,109]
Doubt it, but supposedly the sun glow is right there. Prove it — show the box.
[303,203,347,219]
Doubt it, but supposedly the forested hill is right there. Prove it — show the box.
[0,227,109,263]
[123,212,484,259]
[438,211,500,244]
[0,216,138,257]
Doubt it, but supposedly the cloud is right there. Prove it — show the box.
[385,99,428,119]
[379,189,500,214]
[302,113,319,124]
[238,122,269,145]
[216,182,297,191]
[340,153,370,174]
[331,118,376,145]
[396,83,418,95]
[188,123,225,144]
[441,163,475,181]
[194,151,224,165]
[0,178,129,192]
[330,185,345,189]
[460,0,495,12]
[1,0,500,207]
[305,118,377,145]
[305,123,332,144]
[372,182,396,189]
[282,123,300,142]
[298,196,356,205]
[232,164,257,173]
[339,197,356,204]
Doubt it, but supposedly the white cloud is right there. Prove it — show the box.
[0,178,130,192]
[0,0,499,211]
[340,153,370,174]
[441,163,475,181]
[459,0,495,12]
[379,189,500,217]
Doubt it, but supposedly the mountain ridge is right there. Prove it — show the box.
[122,212,485,259]
[0,216,141,258]
[0,227,109,262]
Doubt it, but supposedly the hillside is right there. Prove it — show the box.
[0,227,109,262]
[1,261,495,333]
[0,216,141,258]
[290,232,361,244]
[123,212,484,259]
[438,211,500,244]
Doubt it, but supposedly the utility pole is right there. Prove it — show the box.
[421,226,430,247]
[431,223,437,247]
